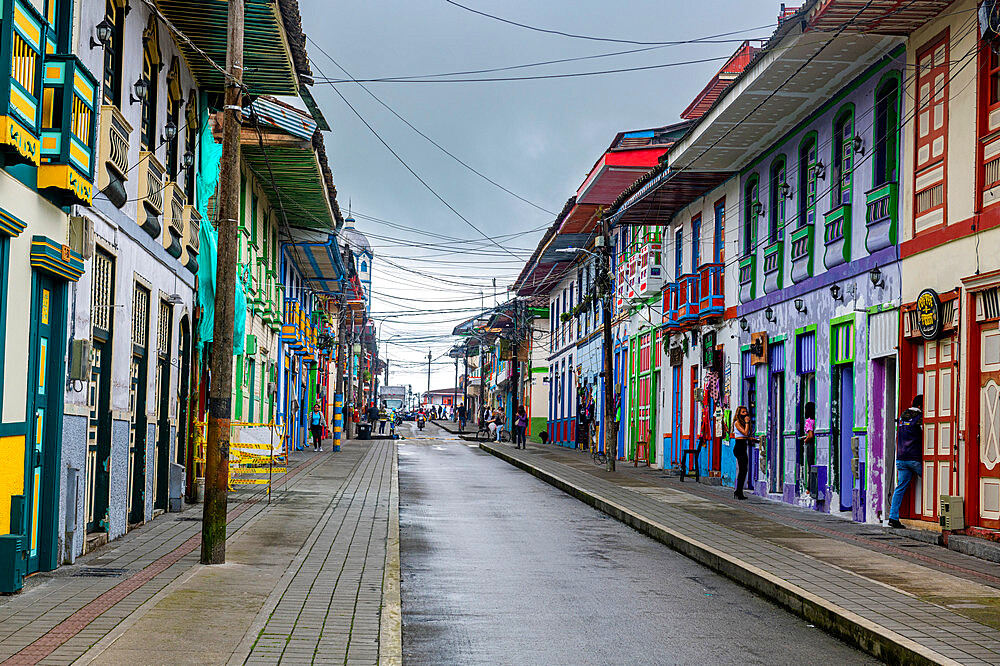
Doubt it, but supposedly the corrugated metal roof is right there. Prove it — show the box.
[245,97,316,140]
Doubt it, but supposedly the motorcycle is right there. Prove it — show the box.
[417,414,426,431]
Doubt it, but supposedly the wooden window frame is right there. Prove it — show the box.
[769,156,787,242]
[743,175,759,257]
[913,29,950,231]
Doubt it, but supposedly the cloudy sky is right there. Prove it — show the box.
[299,0,781,396]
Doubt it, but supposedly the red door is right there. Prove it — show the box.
[974,321,1000,528]
[914,334,958,521]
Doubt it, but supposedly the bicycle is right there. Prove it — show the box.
[592,447,607,465]
[476,423,510,443]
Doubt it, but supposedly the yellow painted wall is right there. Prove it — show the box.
[0,434,26,536]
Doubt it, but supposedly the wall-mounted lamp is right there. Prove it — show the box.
[161,121,177,144]
[869,265,885,289]
[764,306,775,322]
[130,77,148,105]
[853,135,865,156]
[90,18,113,50]
[752,201,765,218]
[830,284,843,301]
[794,298,807,314]
[739,317,749,331]
[779,182,793,200]
[182,150,195,170]
[811,161,826,180]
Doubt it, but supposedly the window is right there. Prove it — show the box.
[874,77,900,187]
[713,199,725,263]
[184,118,197,201]
[691,215,701,271]
[102,0,125,107]
[743,176,759,256]
[251,191,259,246]
[139,21,160,152]
[165,94,179,177]
[674,227,683,278]
[832,108,854,206]
[914,33,948,224]
[798,135,818,229]
[980,45,1000,196]
[768,157,787,243]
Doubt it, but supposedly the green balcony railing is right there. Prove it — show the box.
[0,0,46,167]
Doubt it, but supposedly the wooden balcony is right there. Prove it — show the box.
[182,204,201,274]
[0,0,44,167]
[37,54,98,206]
[677,273,700,325]
[136,152,165,239]
[762,240,784,293]
[698,263,724,320]
[789,224,813,283]
[864,182,897,253]
[97,104,131,208]
[823,204,851,269]
[738,254,756,303]
[161,182,185,259]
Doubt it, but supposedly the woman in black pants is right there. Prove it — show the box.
[733,405,753,499]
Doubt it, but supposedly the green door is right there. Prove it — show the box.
[248,358,255,422]
[128,285,150,526]
[87,249,115,533]
[25,273,64,573]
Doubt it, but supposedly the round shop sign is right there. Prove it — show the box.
[916,288,942,340]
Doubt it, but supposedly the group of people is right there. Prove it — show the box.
[479,403,528,448]
[729,394,925,528]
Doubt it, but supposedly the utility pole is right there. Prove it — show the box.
[452,355,458,421]
[202,0,243,565]
[510,300,520,417]
[426,349,432,408]
[600,215,617,472]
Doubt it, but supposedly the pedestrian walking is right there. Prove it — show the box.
[310,404,326,452]
[888,395,924,529]
[514,405,528,449]
[457,403,468,431]
[733,405,755,500]
[378,402,388,435]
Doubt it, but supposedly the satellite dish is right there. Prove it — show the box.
[981,1,1000,52]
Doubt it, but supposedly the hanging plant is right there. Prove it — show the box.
[560,312,572,323]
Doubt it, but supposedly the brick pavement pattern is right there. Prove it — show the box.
[244,441,392,665]
[483,442,1000,666]
[0,439,397,666]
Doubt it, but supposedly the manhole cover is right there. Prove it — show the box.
[73,567,128,577]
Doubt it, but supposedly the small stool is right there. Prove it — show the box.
[634,441,650,467]
[680,442,705,482]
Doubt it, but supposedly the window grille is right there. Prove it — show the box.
[133,285,150,348]
[157,300,170,355]
[91,250,114,333]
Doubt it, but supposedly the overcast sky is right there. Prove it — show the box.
[299,0,781,397]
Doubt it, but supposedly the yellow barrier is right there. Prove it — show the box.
[192,421,287,495]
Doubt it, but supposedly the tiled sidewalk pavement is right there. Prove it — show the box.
[0,441,375,665]
[483,442,1000,665]
[241,440,394,665]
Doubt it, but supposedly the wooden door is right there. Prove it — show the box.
[128,285,150,526]
[918,334,957,521]
[976,322,1000,527]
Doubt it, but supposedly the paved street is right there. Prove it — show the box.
[399,424,870,665]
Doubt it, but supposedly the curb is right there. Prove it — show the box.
[379,443,403,666]
[480,443,957,666]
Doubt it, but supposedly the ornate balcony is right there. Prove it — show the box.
[37,54,98,206]
[182,204,201,274]
[0,0,44,167]
[698,263,724,320]
[789,224,813,283]
[282,299,305,349]
[661,282,679,332]
[823,204,851,269]
[677,273,700,325]
[865,182,897,253]
[762,240,784,293]
[738,254,756,303]
[136,152,165,239]
[161,183,185,259]
[97,104,131,208]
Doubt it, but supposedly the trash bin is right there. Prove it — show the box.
[357,422,371,440]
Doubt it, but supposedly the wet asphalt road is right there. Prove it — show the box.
[398,424,874,665]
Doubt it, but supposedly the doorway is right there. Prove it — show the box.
[769,371,785,495]
[154,300,172,512]
[128,284,151,526]
[87,249,115,533]
[25,273,66,573]
[833,365,855,511]
[872,358,897,520]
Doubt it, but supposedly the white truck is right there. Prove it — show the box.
[380,385,407,412]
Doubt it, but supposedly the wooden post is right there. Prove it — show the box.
[201,0,243,565]
[601,216,617,472]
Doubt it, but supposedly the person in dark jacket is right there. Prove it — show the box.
[888,394,924,528]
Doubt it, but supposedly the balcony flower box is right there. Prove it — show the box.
[823,204,851,269]
[162,183,185,259]
[182,205,201,275]
[865,182,897,253]
[136,151,165,239]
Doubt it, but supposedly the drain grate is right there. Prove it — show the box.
[73,567,129,578]
[176,516,202,522]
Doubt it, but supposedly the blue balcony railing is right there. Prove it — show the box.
[678,273,700,324]
[698,263,724,319]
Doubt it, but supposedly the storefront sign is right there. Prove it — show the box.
[916,288,942,340]
[750,332,768,365]
[669,345,683,367]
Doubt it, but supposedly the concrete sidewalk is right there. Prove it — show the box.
[0,439,400,666]
[482,441,1000,665]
